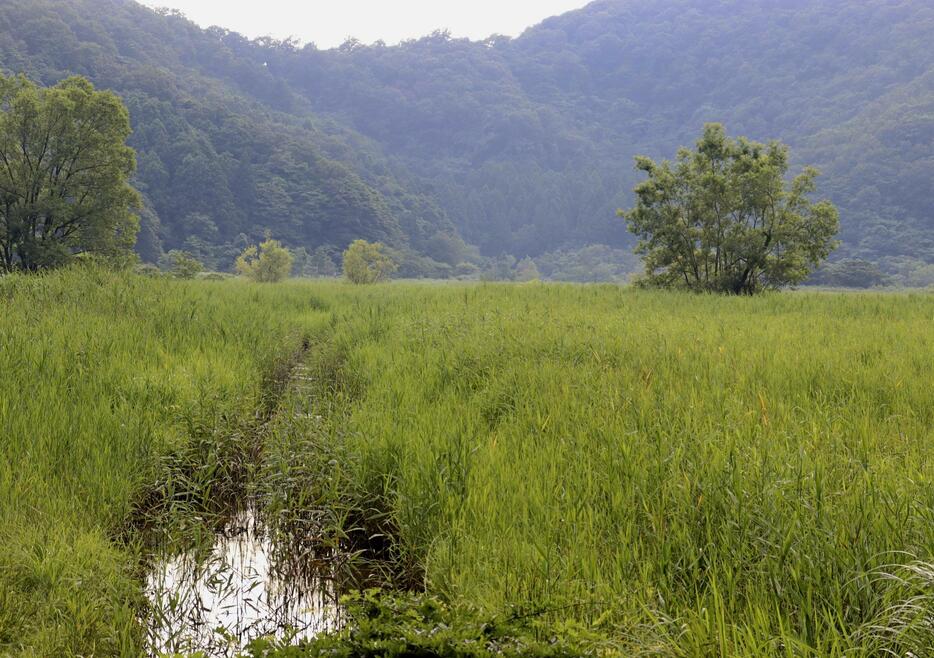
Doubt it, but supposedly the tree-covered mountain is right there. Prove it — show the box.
[0,0,471,275]
[1,0,931,281]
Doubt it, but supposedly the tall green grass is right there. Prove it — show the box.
[2,271,932,656]
[0,268,326,656]
[270,283,934,656]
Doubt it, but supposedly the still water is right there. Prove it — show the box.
[146,508,340,656]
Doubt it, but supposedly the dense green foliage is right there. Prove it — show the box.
[236,236,294,282]
[0,0,462,275]
[246,591,600,657]
[342,239,397,284]
[625,124,839,293]
[165,249,203,278]
[810,258,892,289]
[0,74,138,270]
[0,0,929,281]
[292,245,339,278]
[253,0,934,280]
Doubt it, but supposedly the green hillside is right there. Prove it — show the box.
[272,0,932,275]
[0,0,468,276]
[1,0,930,281]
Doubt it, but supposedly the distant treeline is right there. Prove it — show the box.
[0,0,930,284]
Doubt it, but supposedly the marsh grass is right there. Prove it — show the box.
[0,268,327,656]
[1,272,932,656]
[265,283,934,656]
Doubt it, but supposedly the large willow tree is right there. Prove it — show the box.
[622,124,839,294]
[0,75,139,271]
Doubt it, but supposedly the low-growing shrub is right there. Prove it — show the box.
[237,237,294,283]
[343,240,397,284]
[243,591,607,657]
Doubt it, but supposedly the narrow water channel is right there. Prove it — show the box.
[146,508,341,656]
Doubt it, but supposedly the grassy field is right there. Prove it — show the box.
[0,268,327,655]
[1,270,933,656]
[274,283,934,656]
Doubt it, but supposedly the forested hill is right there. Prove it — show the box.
[1,0,932,281]
[0,0,469,275]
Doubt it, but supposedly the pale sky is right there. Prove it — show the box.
[140,0,592,49]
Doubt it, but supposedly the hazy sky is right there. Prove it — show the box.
[140,1,591,49]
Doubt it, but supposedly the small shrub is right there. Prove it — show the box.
[166,250,203,279]
[342,239,397,284]
[515,257,542,282]
[236,238,294,283]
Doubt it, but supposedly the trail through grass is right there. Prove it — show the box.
[1,272,932,656]
[0,268,326,655]
[264,283,934,656]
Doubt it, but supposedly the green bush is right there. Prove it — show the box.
[236,238,294,283]
[343,240,397,284]
[164,250,204,279]
[243,591,604,657]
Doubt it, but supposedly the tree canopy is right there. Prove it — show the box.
[0,74,138,271]
[624,125,839,294]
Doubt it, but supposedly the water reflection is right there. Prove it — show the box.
[146,509,340,656]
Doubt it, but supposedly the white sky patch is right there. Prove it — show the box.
[139,0,590,49]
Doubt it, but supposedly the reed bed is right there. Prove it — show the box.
[1,271,932,656]
[281,283,934,656]
[0,268,326,656]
